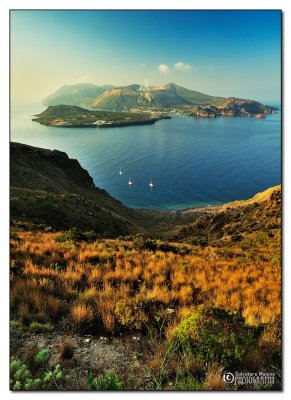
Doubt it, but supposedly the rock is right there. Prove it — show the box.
[191,106,217,118]
[44,226,53,232]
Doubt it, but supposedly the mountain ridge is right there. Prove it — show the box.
[42,82,225,111]
[42,82,277,114]
[42,83,112,108]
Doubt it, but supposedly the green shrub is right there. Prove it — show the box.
[133,235,158,251]
[158,242,179,254]
[35,349,49,365]
[29,322,54,333]
[87,370,124,390]
[10,259,23,276]
[172,306,255,366]
[175,375,202,390]
[10,356,63,390]
[55,228,97,243]
[10,320,24,331]
[115,299,148,330]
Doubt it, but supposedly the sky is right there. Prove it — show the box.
[10,10,281,103]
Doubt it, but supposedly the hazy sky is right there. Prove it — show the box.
[11,10,281,102]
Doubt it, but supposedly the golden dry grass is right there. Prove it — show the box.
[203,365,226,390]
[10,229,281,333]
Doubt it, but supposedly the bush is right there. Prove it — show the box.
[35,349,49,365]
[55,228,97,243]
[158,242,179,254]
[172,306,255,366]
[190,237,208,247]
[115,299,148,330]
[10,356,63,390]
[133,235,158,251]
[70,303,94,328]
[29,322,53,333]
[87,370,124,390]
[175,375,202,390]
[231,233,243,242]
[10,259,23,276]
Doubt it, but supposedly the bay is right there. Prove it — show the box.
[11,102,281,210]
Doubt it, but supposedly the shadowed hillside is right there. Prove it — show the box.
[10,142,144,236]
[10,142,196,237]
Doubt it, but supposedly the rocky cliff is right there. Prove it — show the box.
[191,98,277,118]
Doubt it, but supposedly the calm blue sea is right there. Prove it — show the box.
[11,102,281,210]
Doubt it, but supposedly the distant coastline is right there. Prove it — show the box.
[32,105,171,128]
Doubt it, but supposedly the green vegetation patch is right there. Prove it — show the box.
[115,299,148,330]
[172,306,255,366]
[33,105,155,127]
[87,370,124,390]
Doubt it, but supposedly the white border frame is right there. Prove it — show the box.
[1,1,289,399]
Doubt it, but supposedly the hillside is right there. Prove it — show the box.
[10,142,145,235]
[214,97,276,112]
[42,83,111,108]
[220,185,281,210]
[163,83,224,105]
[90,83,223,111]
[178,185,281,243]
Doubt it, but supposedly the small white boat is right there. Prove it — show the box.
[118,167,123,175]
[128,177,133,186]
[149,179,154,188]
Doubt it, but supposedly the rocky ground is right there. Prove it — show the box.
[10,328,155,390]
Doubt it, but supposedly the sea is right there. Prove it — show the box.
[10,102,281,210]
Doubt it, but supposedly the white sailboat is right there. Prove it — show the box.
[118,167,123,175]
[149,179,154,188]
[128,177,133,186]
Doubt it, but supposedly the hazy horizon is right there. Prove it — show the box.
[11,10,281,103]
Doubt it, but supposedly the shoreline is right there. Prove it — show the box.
[32,117,164,129]
[131,184,281,215]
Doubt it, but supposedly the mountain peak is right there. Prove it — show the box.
[166,82,178,88]
[43,82,225,111]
